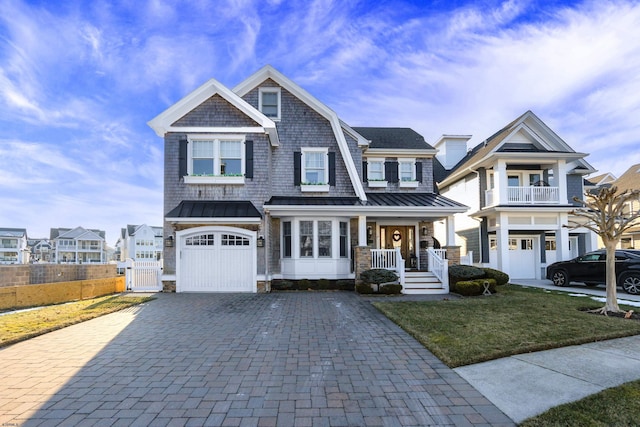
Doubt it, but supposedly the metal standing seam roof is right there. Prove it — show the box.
[166,201,262,218]
[266,193,466,209]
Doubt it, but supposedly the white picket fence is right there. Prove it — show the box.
[118,259,163,292]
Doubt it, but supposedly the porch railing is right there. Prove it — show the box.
[485,186,560,206]
[427,248,449,292]
[370,248,405,285]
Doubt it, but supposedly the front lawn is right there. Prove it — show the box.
[373,285,640,368]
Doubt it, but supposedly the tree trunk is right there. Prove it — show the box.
[604,242,620,312]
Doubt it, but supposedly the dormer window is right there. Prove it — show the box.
[367,159,385,181]
[259,87,281,120]
[399,159,416,181]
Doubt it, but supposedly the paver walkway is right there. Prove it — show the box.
[0,292,513,426]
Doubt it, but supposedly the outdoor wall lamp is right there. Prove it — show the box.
[164,235,174,247]
[257,236,265,247]
[422,226,428,237]
[367,226,373,238]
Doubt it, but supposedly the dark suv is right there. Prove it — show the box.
[546,249,640,295]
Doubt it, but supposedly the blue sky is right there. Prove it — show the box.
[1,0,639,246]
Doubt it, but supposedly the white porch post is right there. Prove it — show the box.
[556,212,571,261]
[358,215,367,247]
[587,230,599,252]
[497,212,510,274]
[445,215,456,246]
[495,159,507,205]
[556,159,568,204]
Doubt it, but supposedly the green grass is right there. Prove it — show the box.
[0,294,155,348]
[520,379,640,427]
[373,285,640,368]
[374,285,640,425]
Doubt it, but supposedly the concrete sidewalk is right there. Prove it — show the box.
[455,335,640,423]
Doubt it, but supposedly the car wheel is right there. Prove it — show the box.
[621,274,640,295]
[551,270,569,287]
[584,282,599,287]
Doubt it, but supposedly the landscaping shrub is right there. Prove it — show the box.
[359,269,398,285]
[356,283,375,294]
[454,278,497,296]
[482,268,509,286]
[271,280,294,290]
[454,280,482,296]
[336,280,355,291]
[296,279,311,290]
[448,264,485,290]
[317,279,331,290]
[379,284,402,294]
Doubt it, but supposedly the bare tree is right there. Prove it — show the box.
[567,186,640,314]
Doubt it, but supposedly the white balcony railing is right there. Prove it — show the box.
[485,186,560,206]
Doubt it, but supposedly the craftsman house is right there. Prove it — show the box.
[148,65,467,293]
[433,111,598,280]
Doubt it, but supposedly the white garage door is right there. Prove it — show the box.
[177,227,256,292]
[509,237,537,279]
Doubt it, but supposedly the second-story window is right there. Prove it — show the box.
[367,160,385,181]
[303,149,327,184]
[399,160,416,181]
[184,135,246,184]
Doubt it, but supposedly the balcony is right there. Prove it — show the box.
[485,186,560,206]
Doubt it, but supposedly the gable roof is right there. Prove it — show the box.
[352,127,436,153]
[612,163,640,193]
[439,110,595,186]
[126,224,163,238]
[586,172,617,187]
[50,227,105,240]
[147,77,280,146]
[233,65,367,201]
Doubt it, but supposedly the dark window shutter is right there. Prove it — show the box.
[362,161,368,182]
[293,152,301,186]
[245,140,254,179]
[178,139,188,179]
[416,161,423,183]
[385,161,398,183]
[328,152,336,186]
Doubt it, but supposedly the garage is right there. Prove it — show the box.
[508,237,537,279]
[176,226,256,292]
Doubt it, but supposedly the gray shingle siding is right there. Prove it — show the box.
[172,94,259,127]
[566,174,584,206]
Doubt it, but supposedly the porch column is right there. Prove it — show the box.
[587,230,599,252]
[556,212,571,261]
[555,159,568,204]
[495,159,507,205]
[445,215,456,246]
[496,212,510,273]
[358,215,367,247]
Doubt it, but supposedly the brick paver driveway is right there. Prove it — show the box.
[0,292,513,426]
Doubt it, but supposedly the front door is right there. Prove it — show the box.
[380,226,415,269]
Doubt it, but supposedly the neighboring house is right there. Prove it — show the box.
[0,228,29,264]
[148,65,467,293]
[584,172,616,193]
[116,224,163,261]
[433,111,599,280]
[50,227,106,264]
[610,163,640,249]
[27,238,53,263]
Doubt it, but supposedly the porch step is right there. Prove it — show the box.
[402,271,446,295]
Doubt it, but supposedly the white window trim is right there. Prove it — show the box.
[258,87,281,121]
[399,158,417,187]
[185,134,245,184]
[281,218,350,260]
[367,158,387,187]
[301,147,329,190]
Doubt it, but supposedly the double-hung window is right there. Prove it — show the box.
[186,135,245,184]
[259,87,281,120]
[399,160,415,181]
[302,149,327,184]
[368,159,385,180]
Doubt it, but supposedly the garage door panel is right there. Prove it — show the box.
[178,228,255,292]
